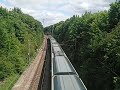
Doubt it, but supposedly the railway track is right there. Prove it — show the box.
[38,39,51,90]
[12,36,87,90]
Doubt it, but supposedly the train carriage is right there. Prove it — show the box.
[49,36,87,90]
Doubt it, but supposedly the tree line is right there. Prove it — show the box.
[44,1,120,90]
[0,7,44,83]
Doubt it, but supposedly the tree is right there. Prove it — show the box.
[109,1,120,30]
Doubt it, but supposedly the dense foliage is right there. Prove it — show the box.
[45,1,120,90]
[0,7,43,81]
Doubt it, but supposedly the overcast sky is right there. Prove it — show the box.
[0,0,116,26]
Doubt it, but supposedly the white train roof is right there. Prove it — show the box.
[53,55,76,75]
[53,75,87,90]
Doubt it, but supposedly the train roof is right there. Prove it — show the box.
[50,38,56,43]
[52,43,59,47]
[53,55,76,75]
[53,75,87,90]
[52,46,62,53]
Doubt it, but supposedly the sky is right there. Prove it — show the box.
[0,0,116,26]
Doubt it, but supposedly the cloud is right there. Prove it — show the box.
[0,0,116,26]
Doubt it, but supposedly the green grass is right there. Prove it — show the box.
[0,41,43,90]
[0,74,19,90]
[0,49,40,90]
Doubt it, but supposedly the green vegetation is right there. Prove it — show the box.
[0,74,19,90]
[0,7,44,89]
[45,1,120,90]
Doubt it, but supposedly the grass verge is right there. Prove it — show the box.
[0,74,19,90]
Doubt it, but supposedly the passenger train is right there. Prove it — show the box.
[49,36,87,90]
